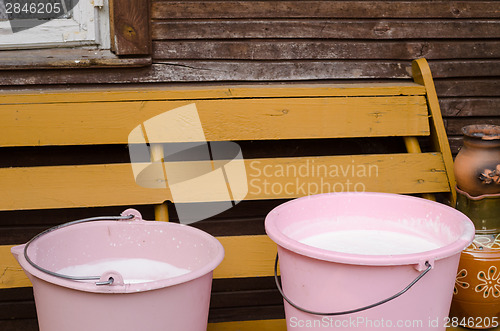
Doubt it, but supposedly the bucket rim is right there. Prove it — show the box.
[13,221,224,294]
[264,192,475,266]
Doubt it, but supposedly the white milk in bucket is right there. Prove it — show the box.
[300,229,442,255]
[57,258,191,284]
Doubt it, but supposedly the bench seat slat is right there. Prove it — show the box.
[0,245,31,289]
[0,153,449,211]
[0,235,278,289]
[0,96,429,146]
[214,235,278,279]
[207,320,466,330]
[208,319,287,331]
[0,83,426,105]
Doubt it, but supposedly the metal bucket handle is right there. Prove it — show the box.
[274,254,432,316]
[23,209,142,286]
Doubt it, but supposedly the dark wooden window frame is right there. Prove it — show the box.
[0,0,151,70]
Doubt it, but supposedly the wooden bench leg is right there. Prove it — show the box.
[150,143,170,222]
[155,203,169,221]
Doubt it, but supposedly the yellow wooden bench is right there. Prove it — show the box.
[0,58,461,330]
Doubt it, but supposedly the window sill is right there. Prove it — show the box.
[0,48,152,70]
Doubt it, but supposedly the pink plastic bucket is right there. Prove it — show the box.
[265,193,475,330]
[11,209,224,331]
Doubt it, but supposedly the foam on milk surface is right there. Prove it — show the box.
[299,230,441,255]
[57,258,190,284]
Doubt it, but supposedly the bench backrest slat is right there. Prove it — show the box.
[0,83,426,104]
[0,153,448,211]
[1,93,428,146]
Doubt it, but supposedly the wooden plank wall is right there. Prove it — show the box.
[0,1,498,151]
[0,1,499,329]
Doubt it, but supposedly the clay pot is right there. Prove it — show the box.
[454,125,500,197]
[451,189,500,329]
[451,246,500,329]
[455,188,500,234]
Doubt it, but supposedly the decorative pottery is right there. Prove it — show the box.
[450,188,500,329]
[453,125,500,197]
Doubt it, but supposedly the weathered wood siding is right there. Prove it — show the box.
[1,1,499,151]
[0,1,499,329]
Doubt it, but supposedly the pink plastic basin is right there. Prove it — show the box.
[12,209,224,331]
[265,192,475,330]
